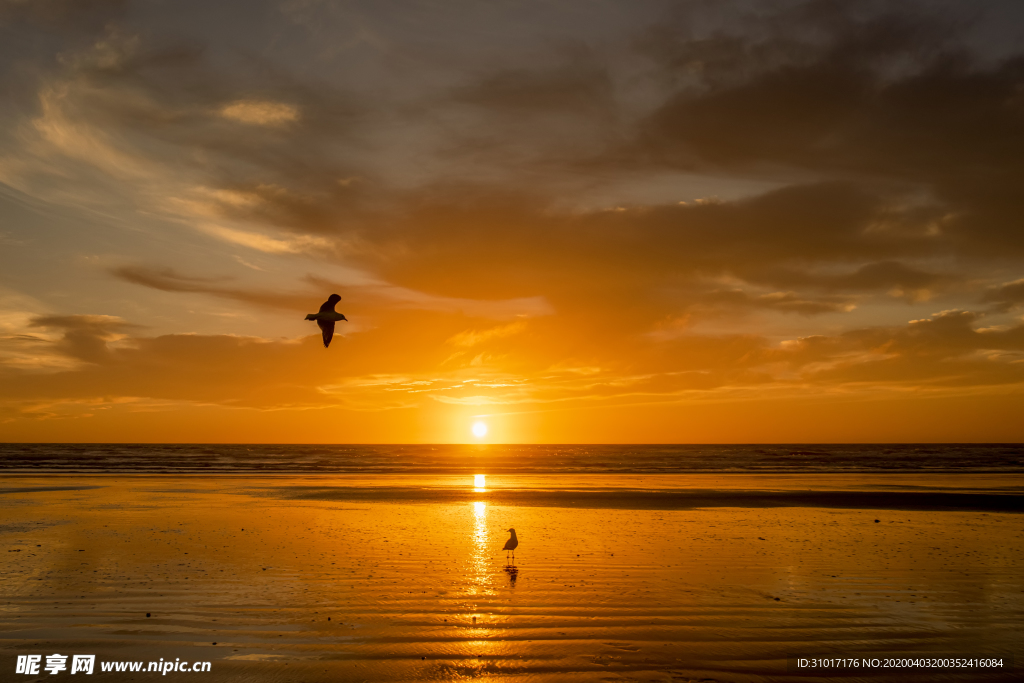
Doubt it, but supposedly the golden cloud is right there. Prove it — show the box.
[219,100,299,126]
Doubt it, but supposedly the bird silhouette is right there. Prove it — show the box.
[304,294,347,348]
[503,528,518,565]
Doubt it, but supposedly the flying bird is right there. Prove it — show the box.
[305,294,347,348]
[503,528,518,564]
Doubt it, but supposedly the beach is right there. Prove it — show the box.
[2,473,1021,682]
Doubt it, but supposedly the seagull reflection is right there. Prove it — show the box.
[503,564,519,586]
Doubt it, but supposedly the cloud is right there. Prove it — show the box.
[175,182,371,239]
[110,265,317,312]
[30,82,155,180]
[0,0,127,31]
[760,309,1024,390]
[5,0,998,314]
[111,264,555,320]
[28,314,140,364]
[0,14,367,226]
[630,0,1024,259]
[2,302,1023,430]
[4,0,1024,438]
[197,223,334,254]
[982,278,1024,312]
[220,100,299,126]
[451,43,614,115]
[341,181,949,310]
[446,320,527,348]
[694,290,857,316]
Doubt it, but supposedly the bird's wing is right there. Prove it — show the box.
[317,319,335,348]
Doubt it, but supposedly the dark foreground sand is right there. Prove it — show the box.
[1,474,1022,682]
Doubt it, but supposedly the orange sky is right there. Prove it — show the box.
[2,0,1024,443]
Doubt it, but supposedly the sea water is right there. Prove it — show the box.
[1,442,1021,473]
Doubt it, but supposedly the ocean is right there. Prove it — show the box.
[1,442,1022,473]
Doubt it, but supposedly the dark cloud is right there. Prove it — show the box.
[112,266,228,291]
[117,179,960,336]
[806,312,1024,387]
[10,0,998,304]
[0,0,127,31]
[29,314,140,364]
[353,182,942,304]
[451,49,615,116]
[633,1,1024,257]
[192,181,373,237]
[1,13,371,201]
[745,260,955,296]
[980,278,1024,312]
[110,265,314,312]
[743,308,1024,390]
[692,289,856,316]
[638,1,977,171]
[111,265,552,323]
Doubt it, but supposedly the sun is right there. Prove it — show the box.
[472,421,488,438]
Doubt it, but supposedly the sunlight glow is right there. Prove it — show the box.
[474,474,486,489]
[469,501,489,597]
[472,421,488,438]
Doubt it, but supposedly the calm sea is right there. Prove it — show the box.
[0,443,1021,474]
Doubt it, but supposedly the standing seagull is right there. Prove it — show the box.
[305,294,347,348]
[503,528,518,565]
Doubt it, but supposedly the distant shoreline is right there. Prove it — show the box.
[3,475,1022,513]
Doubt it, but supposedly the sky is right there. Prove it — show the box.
[2,0,1024,443]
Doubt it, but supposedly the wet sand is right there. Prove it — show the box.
[1,474,1022,682]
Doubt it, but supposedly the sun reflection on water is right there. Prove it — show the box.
[468,501,490,598]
